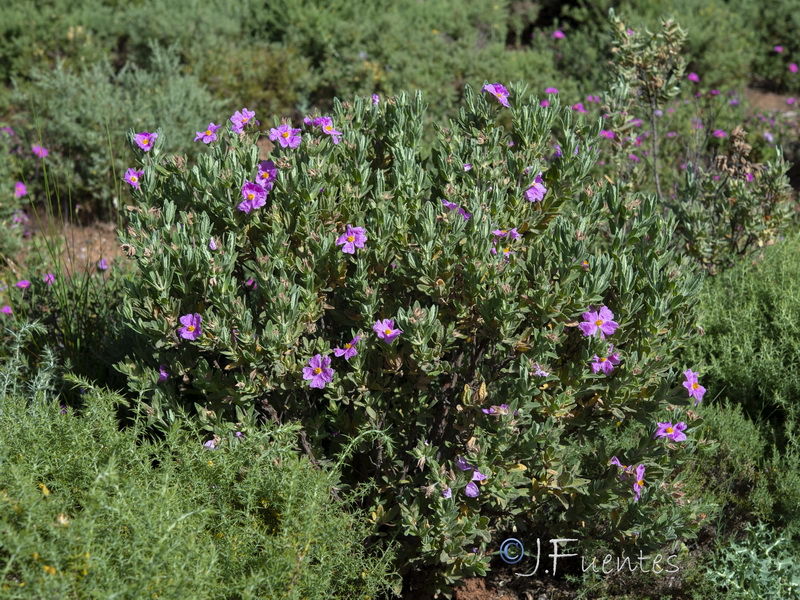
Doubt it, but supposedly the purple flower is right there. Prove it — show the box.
[441,198,459,210]
[600,130,615,139]
[178,313,203,341]
[269,124,301,148]
[745,172,755,182]
[1,305,12,315]
[373,318,403,343]
[544,87,559,94]
[31,145,48,158]
[43,273,55,285]
[712,130,727,138]
[230,108,259,134]
[682,369,706,405]
[525,173,547,203]
[238,181,268,214]
[572,102,587,114]
[483,83,511,108]
[124,168,144,189]
[633,464,645,502]
[442,486,452,499]
[158,365,169,382]
[16,280,31,290]
[195,122,221,144]
[788,97,797,106]
[774,45,784,53]
[457,207,471,221]
[15,182,26,198]
[463,163,472,171]
[654,421,688,442]
[235,431,244,439]
[336,225,367,254]
[455,457,474,471]
[0,127,14,136]
[790,63,799,74]
[472,470,487,482]
[532,363,549,377]
[591,345,620,375]
[492,228,521,241]
[317,116,343,144]
[540,99,550,108]
[552,30,565,39]
[666,131,678,138]
[372,94,380,105]
[628,153,640,163]
[134,132,158,152]
[204,439,217,450]
[334,334,361,360]
[256,160,278,190]
[481,404,510,415]
[209,238,217,250]
[610,456,632,480]
[579,306,619,339]
[302,354,334,389]
[687,72,700,83]
[97,258,109,271]
[465,481,480,498]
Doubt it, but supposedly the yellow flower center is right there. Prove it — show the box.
[205,129,212,136]
[143,139,150,145]
[282,131,290,138]
[247,193,255,200]
[582,260,589,266]
[242,117,249,124]
[595,319,604,326]
[666,427,674,433]
[314,367,322,375]
[130,176,138,182]
[501,230,507,234]
[637,479,644,487]
[600,357,607,362]
[347,235,355,242]
[325,125,332,132]
[692,382,699,389]
[187,325,195,332]
[260,173,270,180]
[344,343,351,349]
[384,328,392,335]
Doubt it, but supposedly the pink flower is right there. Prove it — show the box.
[269,124,301,148]
[15,182,26,198]
[302,354,334,389]
[544,87,559,94]
[43,273,55,285]
[591,345,620,375]
[712,129,727,138]
[238,181,268,214]
[540,100,550,108]
[178,313,202,341]
[336,225,367,254]
[1,305,12,315]
[134,132,158,152]
[230,108,259,134]
[572,102,587,113]
[124,168,144,189]
[552,30,565,39]
[774,45,784,53]
[599,130,614,139]
[654,421,688,442]
[525,173,547,203]
[194,122,221,144]
[579,306,619,339]
[31,145,48,158]
[687,72,700,83]
[334,335,361,360]
[682,369,706,405]
[16,280,31,290]
[158,365,169,382]
[317,116,343,144]
[790,63,799,74]
[257,160,278,190]
[372,94,380,105]
[483,83,511,108]
[373,318,403,343]
[633,464,645,502]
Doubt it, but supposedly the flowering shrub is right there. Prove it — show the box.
[116,85,708,592]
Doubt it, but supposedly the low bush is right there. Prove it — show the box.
[0,323,395,599]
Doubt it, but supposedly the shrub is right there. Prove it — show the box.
[0,324,395,599]
[114,83,709,593]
